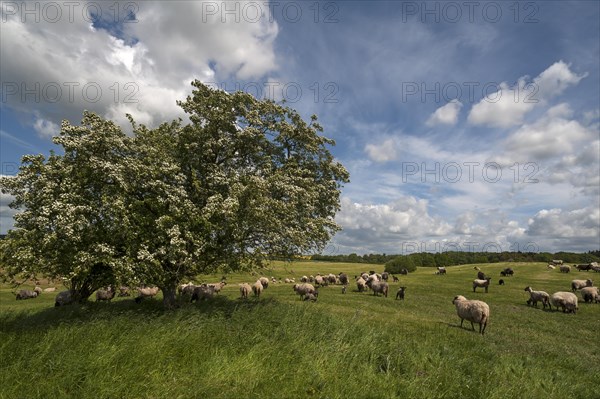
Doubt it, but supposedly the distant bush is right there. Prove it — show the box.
[384,256,416,273]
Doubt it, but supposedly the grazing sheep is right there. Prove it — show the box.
[271,277,277,283]
[395,286,406,300]
[314,275,325,286]
[293,283,317,300]
[178,282,194,295]
[474,266,481,271]
[591,265,600,272]
[309,275,315,283]
[367,274,379,284]
[552,260,564,265]
[524,286,550,309]
[477,271,486,280]
[399,268,408,275]
[191,285,215,302]
[392,275,399,282]
[326,274,337,284]
[338,273,349,285]
[300,276,308,283]
[500,268,514,277]
[284,278,292,283]
[239,283,252,299]
[208,281,226,294]
[16,289,39,300]
[580,287,599,303]
[436,267,447,275]
[452,295,490,335]
[571,279,593,292]
[549,292,578,313]
[473,278,491,293]
[55,290,74,307]
[366,280,388,297]
[33,286,42,295]
[547,264,556,270]
[356,277,367,293]
[498,279,505,286]
[381,272,389,281]
[96,286,115,302]
[43,287,57,292]
[289,278,295,283]
[118,286,131,297]
[575,264,592,272]
[559,265,571,273]
[135,286,160,303]
[303,293,318,302]
[252,280,263,297]
[258,277,269,289]
[361,272,369,281]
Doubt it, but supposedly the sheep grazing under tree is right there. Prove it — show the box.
[191,285,215,302]
[252,281,263,298]
[135,286,160,303]
[96,286,115,302]
[16,289,39,300]
[55,290,74,307]
[208,281,226,294]
[395,286,406,300]
[524,286,550,309]
[239,283,252,299]
[258,277,269,290]
[549,292,578,313]
[580,287,599,303]
[473,278,491,293]
[452,295,490,335]
[571,279,593,292]
[118,286,131,297]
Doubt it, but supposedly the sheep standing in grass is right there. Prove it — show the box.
[293,283,317,300]
[547,264,556,270]
[252,281,263,297]
[477,271,486,280]
[303,293,318,302]
[338,273,349,285]
[239,283,252,299]
[498,279,505,286]
[135,286,160,303]
[452,295,490,335]
[258,277,269,290]
[118,286,131,297]
[44,287,56,292]
[395,287,406,300]
[580,287,599,303]
[474,266,481,271]
[549,292,578,313]
[191,285,215,302]
[559,265,571,273]
[96,286,115,302]
[300,276,308,283]
[314,275,325,286]
[473,278,491,293]
[366,280,388,297]
[356,277,367,293]
[16,289,39,300]
[571,279,593,292]
[392,275,399,283]
[524,286,550,309]
[208,281,226,294]
[55,290,74,307]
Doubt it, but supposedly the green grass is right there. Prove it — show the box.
[1,262,599,398]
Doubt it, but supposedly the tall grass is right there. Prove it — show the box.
[1,262,599,398]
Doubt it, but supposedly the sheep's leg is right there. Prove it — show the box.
[460,318,464,328]
[470,321,475,331]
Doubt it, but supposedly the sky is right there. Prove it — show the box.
[1,1,599,255]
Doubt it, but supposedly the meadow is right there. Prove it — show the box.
[1,261,599,399]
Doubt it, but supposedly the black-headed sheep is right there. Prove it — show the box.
[338,273,349,285]
[571,279,593,292]
[452,295,490,335]
[524,286,550,309]
[356,277,367,293]
[258,277,269,289]
[559,265,571,273]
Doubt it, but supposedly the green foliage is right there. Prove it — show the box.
[384,256,416,273]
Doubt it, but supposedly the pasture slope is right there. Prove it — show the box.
[1,261,599,399]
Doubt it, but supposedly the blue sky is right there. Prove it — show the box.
[1,1,599,254]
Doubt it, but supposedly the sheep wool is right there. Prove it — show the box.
[452,295,490,335]
[571,279,593,292]
[239,283,252,299]
[252,281,263,297]
[579,286,599,303]
[549,292,578,313]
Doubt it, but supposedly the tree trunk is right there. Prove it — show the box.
[161,285,178,309]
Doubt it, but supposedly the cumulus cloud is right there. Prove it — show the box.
[468,61,586,128]
[0,180,17,234]
[426,100,462,126]
[526,207,599,241]
[364,138,398,162]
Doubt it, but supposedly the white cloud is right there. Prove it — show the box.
[468,61,586,128]
[426,100,462,126]
[527,207,599,239]
[33,116,60,138]
[364,138,398,162]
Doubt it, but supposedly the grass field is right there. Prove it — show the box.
[1,261,599,399]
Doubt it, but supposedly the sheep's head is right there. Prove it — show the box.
[586,279,593,286]
[452,295,467,304]
[524,286,532,292]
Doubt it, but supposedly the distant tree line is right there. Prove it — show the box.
[312,251,600,271]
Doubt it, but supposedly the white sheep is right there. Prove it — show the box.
[547,264,556,270]
[524,286,550,309]
[314,275,325,286]
[258,277,269,289]
[239,283,252,299]
[135,286,160,303]
[96,286,115,302]
[293,283,317,300]
[559,265,571,273]
[300,276,308,283]
[252,280,263,297]
[55,290,74,307]
[16,289,39,300]
[571,279,593,292]
[208,281,226,294]
[452,295,490,335]
[472,278,491,293]
[43,287,57,292]
[549,292,578,313]
[366,280,388,297]
[580,286,599,303]
[356,276,367,293]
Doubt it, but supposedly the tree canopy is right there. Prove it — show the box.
[0,81,350,307]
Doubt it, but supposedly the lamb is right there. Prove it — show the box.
[395,286,406,300]
[392,275,399,282]
[473,278,491,293]
[559,265,571,273]
[293,283,317,300]
[399,268,408,275]
[381,272,389,281]
[498,279,505,286]
[16,289,39,300]
[118,286,131,297]
[191,285,215,302]
[252,280,263,297]
[571,279,593,292]
[366,280,388,297]
[524,286,550,309]
[356,277,367,292]
[239,283,252,299]
[580,287,599,303]
[135,286,160,303]
[96,286,115,302]
[55,290,74,307]
[341,285,347,294]
[549,292,578,313]
[258,277,269,289]
[452,295,490,335]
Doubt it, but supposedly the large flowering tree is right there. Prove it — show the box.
[0,82,349,308]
